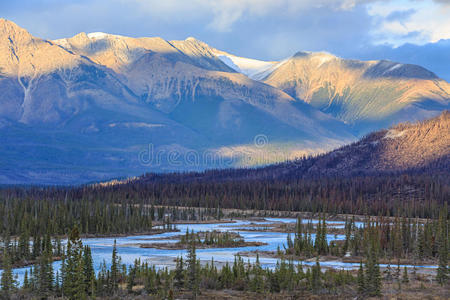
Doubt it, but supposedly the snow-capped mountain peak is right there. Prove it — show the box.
[211,49,287,80]
[87,32,111,39]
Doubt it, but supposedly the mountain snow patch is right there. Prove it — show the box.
[87,32,111,39]
[384,129,407,139]
[212,50,286,80]
[109,122,164,129]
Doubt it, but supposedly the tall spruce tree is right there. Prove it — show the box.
[38,242,54,297]
[365,241,382,297]
[187,233,199,299]
[83,245,95,295]
[310,257,322,292]
[357,261,365,295]
[174,256,184,287]
[1,250,16,297]
[62,226,86,299]
[110,240,119,293]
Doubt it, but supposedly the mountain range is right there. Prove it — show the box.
[0,19,449,184]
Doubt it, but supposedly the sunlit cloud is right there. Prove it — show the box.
[368,0,450,46]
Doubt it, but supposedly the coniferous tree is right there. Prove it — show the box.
[110,240,119,293]
[174,256,184,287]
[1,250,16,297]
[310,257,322,292]
[32,233,41,260]
[18,220,30,261]
[23,270,30,291]
[54,270,61,296]
[62,226,86,299]
[38,241,54,297]
[251,254,264,293]
[187,234,199,299]
[127,263,137,293]
[365,241,382,297]
[83,245,95,295]
[144,266,155,295]
[357,261,365,295]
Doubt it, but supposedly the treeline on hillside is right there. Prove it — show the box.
[0,173,448,235]
[95,172,448,218]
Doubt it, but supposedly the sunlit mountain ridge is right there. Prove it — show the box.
[0,19,448,184]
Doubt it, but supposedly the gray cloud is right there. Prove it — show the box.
[385,8,416,21]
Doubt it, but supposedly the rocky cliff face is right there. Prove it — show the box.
[261,51,450,134]
[0,19,139,126]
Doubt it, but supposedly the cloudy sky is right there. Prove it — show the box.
[2,0,449,80]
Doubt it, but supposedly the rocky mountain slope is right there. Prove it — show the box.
[0,19,138,125]
[0,19,354,184]
[261,51,450,134]
[212,48,450,135]
[52,30,354,145]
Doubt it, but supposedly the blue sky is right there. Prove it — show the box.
[2,0,449,80]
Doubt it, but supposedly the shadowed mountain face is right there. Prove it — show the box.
[0,19,448,184]
[130,112,449,185]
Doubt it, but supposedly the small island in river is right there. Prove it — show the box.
[124,230,267,249]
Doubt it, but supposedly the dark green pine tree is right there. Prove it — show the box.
[38,240,54,297]
[110,240,119,293]
[314,219,322,254]
[127,263,137,293]
[251,254,264,293]
[32,232,41,260]
[62,226,86,299]
[18,220,30,261]
[365,241,382,297]
[268,269,281,293]
[83,245,95,296]
[357,261,365,295]
[1,250,16,297]
[54,270,61,296]
[174,256,184,287]
[187,235,199,299]
[144,266,156,295]
[314,216,328,255]
[320,217,328,255]
[23,270,30,291]
[310,257,322,292]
